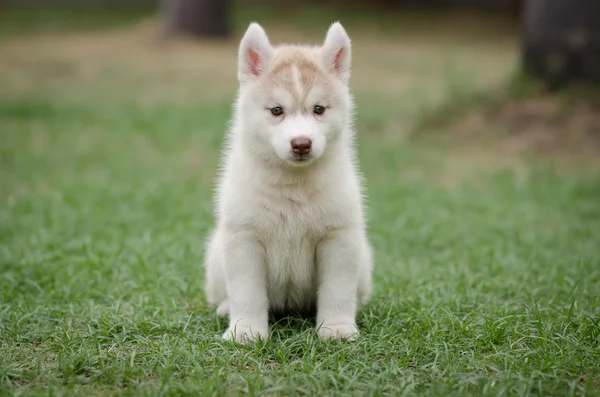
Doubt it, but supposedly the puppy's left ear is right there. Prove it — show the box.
[321,22,352,85]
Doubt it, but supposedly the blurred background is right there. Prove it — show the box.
[1,0,598,156]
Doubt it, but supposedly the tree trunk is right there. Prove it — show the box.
[522,0,600,90]
[162,0,230,38]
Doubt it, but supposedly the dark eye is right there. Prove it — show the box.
[313,105,326,115]
[270,106,284,116]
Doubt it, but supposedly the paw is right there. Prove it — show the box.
[318,321,359,341]
[222,320,268,343]
[216,300,229,317]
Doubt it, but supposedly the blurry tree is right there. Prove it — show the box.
[522,0,600,90]
[162,0,230,38]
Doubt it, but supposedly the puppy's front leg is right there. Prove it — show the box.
[222,230,269,343]
[316,228,361,341]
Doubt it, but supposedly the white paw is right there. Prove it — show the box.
[216,300,229,317]
[318,322,359,341]
[222,320,268,343]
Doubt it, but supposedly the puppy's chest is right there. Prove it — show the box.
[260,196,324,302]
[255,189,329,256]
[252,187,338,306]
[255,190,332,241]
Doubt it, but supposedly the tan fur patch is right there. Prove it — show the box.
[291,65,304,101]
[265,46,334,109]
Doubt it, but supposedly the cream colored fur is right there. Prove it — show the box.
[203,21,373,343]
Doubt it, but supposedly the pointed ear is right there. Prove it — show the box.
[321,22,352,85]
[238,22,273,83]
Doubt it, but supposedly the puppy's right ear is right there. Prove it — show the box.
[238,23,273,83]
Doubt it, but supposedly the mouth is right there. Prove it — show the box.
[287,153,314,165]
[291,154,312,162]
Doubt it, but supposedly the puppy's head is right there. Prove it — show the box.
[235,22,352,167]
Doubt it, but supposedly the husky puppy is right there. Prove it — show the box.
[203,21,373,343]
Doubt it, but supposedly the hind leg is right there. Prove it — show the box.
[204,229,228,315]
[216,299,229,317]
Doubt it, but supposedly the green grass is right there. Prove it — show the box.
[1,7,600,397]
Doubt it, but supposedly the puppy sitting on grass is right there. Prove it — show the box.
[203,21,373,343]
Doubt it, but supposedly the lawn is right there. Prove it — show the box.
[1,6,599,397]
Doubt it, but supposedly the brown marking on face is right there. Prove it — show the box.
[262,46,335,109]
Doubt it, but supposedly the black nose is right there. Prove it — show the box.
[291,137,312,155]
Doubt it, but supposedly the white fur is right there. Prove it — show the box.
[237,22,274,83]
[322,22,352,84]
[203,22,373,343]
